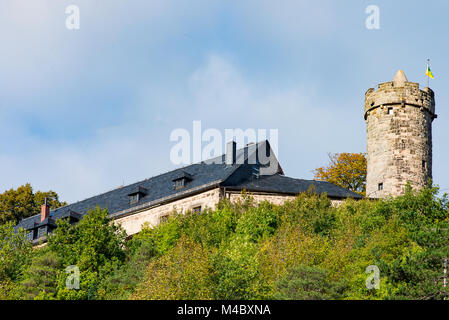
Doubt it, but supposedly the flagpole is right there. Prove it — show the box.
[427,59,430,88]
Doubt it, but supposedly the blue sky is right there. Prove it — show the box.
[0,0,448,203]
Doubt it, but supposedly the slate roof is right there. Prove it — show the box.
[15,162,237,231]
[223,174,363,199]
[15,141,264,231]
[15,140,362,234]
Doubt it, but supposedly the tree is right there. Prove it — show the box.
[20,249,62,300]
[47,207,127,300]
[0,183,67,225]
[313,153,367,196]
[0,222,33,299]
[274,265,347,300]
[131,236,213,300]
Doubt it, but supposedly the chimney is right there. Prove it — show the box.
[41,197,50,222]
[226,141,237,165]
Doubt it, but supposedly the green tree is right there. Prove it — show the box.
[274,265,347,300]
[20,249,62,300]
[0,183,67,225]
[47,206,127,299]
[131,236,213,300]
[0,222,33,299]
[98,237,158,300]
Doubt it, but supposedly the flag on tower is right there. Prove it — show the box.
[426,64,434,79]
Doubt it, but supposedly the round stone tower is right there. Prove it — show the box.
[364,70,437,198]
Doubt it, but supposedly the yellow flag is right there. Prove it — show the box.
[426,66,434,79]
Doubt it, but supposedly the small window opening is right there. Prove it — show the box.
[193,206,202,214]
[388,107,393,115]
[37,227,47,238]
[174,178,185,190]
[422,160,427,171]
[378,183,384,191]
[160,215,169,223]
[129,194,139,205]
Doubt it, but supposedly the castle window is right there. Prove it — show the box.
[172,171,193,190]
[129,194,139,205]
[37,226,47,238]
[128,186,147,205]
[159,215,169,223]
[422,160,427,171]
[378,183,384,191]
[388,107,393,115]
[174,178,185,190]
[193,206,202,214]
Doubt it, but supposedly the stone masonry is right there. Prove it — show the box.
[364,70,436,198]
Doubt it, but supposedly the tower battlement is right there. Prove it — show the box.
[364,70,436,198]
[364,78,436,120]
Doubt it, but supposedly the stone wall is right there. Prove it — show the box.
[365,80,435,198]
[113,188,221,236]
[227,192,344,207]
[228,192,297,206]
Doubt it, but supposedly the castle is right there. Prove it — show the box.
[365,70,436,198]
[15,70,436,244]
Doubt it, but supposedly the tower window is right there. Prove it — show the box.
[378,183,384,191]
[388,107,393,115]
[422,160,427,171]
[193,206,202,214]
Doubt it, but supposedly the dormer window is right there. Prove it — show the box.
[128,186,147,205]
[130,194,139,205]
[37,226,47,238]
[174,178,185,190]
[172,171,193,190]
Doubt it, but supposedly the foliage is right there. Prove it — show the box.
[131,236,213,300]
[48,206,127,274]
[20,249,62,300]
[313,153,367,196]
[274,265,348,300]
[0,222,33,299]
[0,183,67,225]
[2,185,449,300]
